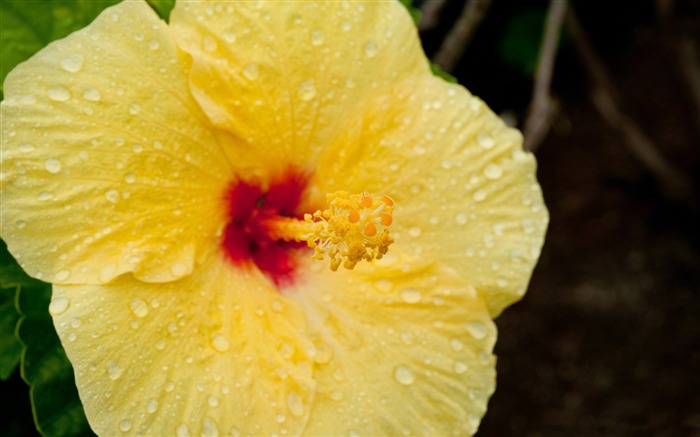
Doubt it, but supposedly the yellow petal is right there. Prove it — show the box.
[51,254,316,436]
[0,1,233,284]
[316,75,548,316]
[170,1,426,171]
[292,252,496,436]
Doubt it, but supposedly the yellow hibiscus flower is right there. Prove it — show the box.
[0,1,548,436]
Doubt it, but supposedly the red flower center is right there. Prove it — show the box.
[222,171,310,287]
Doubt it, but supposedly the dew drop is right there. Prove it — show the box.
[311,29,325,46]
[48,85,70,101]
[49,297,70,315]
[129,102,141,115]
[466,321,487,339]
[176,424,190,437]
[453,360,468,374]
[286,391,304,417]
[243,63,259,80]
[148,39,160,50]
[107,360,124,380]
[170,263,187,277]
[455,212,468,225]
[129,297,149,318]
[18,143,35,153]
[472,189,487,202]
[14,220,26,229]
[399,288,421,304]
[374,279,394,293]
[134,32,144,41]
[496,277,509,288]
[37,191,54,201]
[450,338,464,352]
[202,417,219,437]
[60,54,84,72]
[83,87,101,102]
[44,158,62,174]
[155,340,166,350]
[20,94,36,104]
[363,40,378,58]
[296,79,317,101]
[208,396,219,407]
[104,189,120,204]
[477,132,495,149]
[119,419,132,432]
[124,172,136,184]
[68,332,77,342]
[55,269,70,281]
[408,226,422,237]
[223,31,236,43]
[202,36,218,52]
[147,398,158,413]
[393,366,415,385]
[340,20,351,31]
[211,334,230,352]
[484,163,503,180]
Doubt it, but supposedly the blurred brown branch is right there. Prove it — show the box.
[432,0,492,73]
[419,0,448,32]
[523,0,567,152]
[565,4,693,200]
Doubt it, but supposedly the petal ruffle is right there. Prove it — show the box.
[170,1,427,173]
[0,1,233,285]
[316,75,548,316]
[51,254,317,437]
[294,253,497,436]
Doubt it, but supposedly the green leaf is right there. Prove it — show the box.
[17,281,95,437]
[0,286,22,380]
[430,62,459,84]
[398,0,421,26]
[147,0,175,22]
[0,0,120,92]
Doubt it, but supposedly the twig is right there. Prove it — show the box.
[677,37,700,134]
[419,0,448,32]
[523,0,568,152]
[432,0,492,73]
[565,5,692,198]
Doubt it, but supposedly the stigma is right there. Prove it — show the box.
[266,192,395,271]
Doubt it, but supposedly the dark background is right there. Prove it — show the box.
[417,0,700,435]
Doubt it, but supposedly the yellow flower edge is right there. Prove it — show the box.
[0,1,548,436]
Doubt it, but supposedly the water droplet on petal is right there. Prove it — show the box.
[48,85,70,101]
[83,87,101,101]
[374,279,393,293]
[148,39,160,50]
[202,36,218,52]
[394,366,415,385]
[466,321,487,339]
[105,189,120,204]
[211,334,230,352]
[202,417,219,437]
[484,163,503,180]
[170,263,187,277]
[129,298,149,318]
[340,20,351,31]
[37,191,54,201]
[311,29,325,46]
[296,79,316,101]
[243,63,259,80]
[455,212,468,225]
[286,391,304,417]
[119,419,132,432]
[18,143,35,153]
[60,54,84,72]
[44,158,62,174]
[478,132,495,149]
[55,269,70,281]
[15,220,26,229]
[107,360,124,380]
[129,102,141,115]
[473,189,487,202]
[454,361,468,374]
[208,396,219,407]
[400,288,421,304]
[147,398,158,413]
[124,173,136,184]
[408,226,422,237]
[223,31,236,43]
[49,297,70,315]
[176,424,190,437]
[450,338,464,352]
[364,40,378,57]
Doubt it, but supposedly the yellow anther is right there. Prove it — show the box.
[265,191,395,271]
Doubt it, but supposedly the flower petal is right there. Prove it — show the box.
[170,1,426,170]
[293,253,496,436]
[0,0,233,285]
[51,254,317,436]
[316,75,548,316]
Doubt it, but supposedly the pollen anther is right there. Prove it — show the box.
[265,191,395,271]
